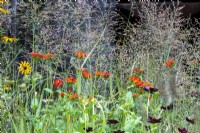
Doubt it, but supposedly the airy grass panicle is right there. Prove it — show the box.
[0,0,199,132]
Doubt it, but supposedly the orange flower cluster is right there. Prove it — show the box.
[69,93,78,99]
[129,76,143,87]
[143,81,152,88]
[95,71,111,79]
[30,52,54,60]
[66,77,77,84]
[74,51,86,58]
[53,79,63,88]
[164,59,175,68]
[82,71,91,79]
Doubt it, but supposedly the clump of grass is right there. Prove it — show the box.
[0,0,199,132]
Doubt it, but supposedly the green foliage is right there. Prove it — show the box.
[0,0,199,133]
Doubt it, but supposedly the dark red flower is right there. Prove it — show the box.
[147,116,161,124]
[107,119,119,124]
[178,128,190,133]
[186,117,195,124]
[114,130,125,133]
[101,72,110,79]
[142,86,158,93]
[161,103,173,110]
[83,127,93,132]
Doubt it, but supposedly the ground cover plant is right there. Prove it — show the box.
[0,0,199,133]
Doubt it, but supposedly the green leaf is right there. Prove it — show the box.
[31,98,39,110]
[44,88,53,94]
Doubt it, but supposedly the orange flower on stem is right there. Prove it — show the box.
[66,77,77,84]
[134,80,144,87]
[164,59,175,68]
[95,71,102,77]
[53,79,63,88]
[129,76,143,87]
[60,91,65,97]
[133,68,144,74]
[42,54,54,59]
[74,51,87,59]
[129,76,140,82]
[30,52,43,59]
[69,93,78,99]
[133,93,139,98]
[82,71,91,79]
[101,72,111,79]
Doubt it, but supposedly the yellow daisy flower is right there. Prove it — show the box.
[18,61,31,75]
[3,85,10,91]
[1,36,17,43]
[0,0,8,4]
[0,7,8,14]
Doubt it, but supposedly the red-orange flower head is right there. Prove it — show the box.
[53,79,63,88]
[30,52,43,59]
[95,71,102,78]
[42,54,54,59]
[129,76,143,87]
[164,59,175,68]
[74,51,87,59]
[66,77,77,84]
[82,71,91,79]
[101,72,111,79]
[69,93,78,99]
[133,68,144,74]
